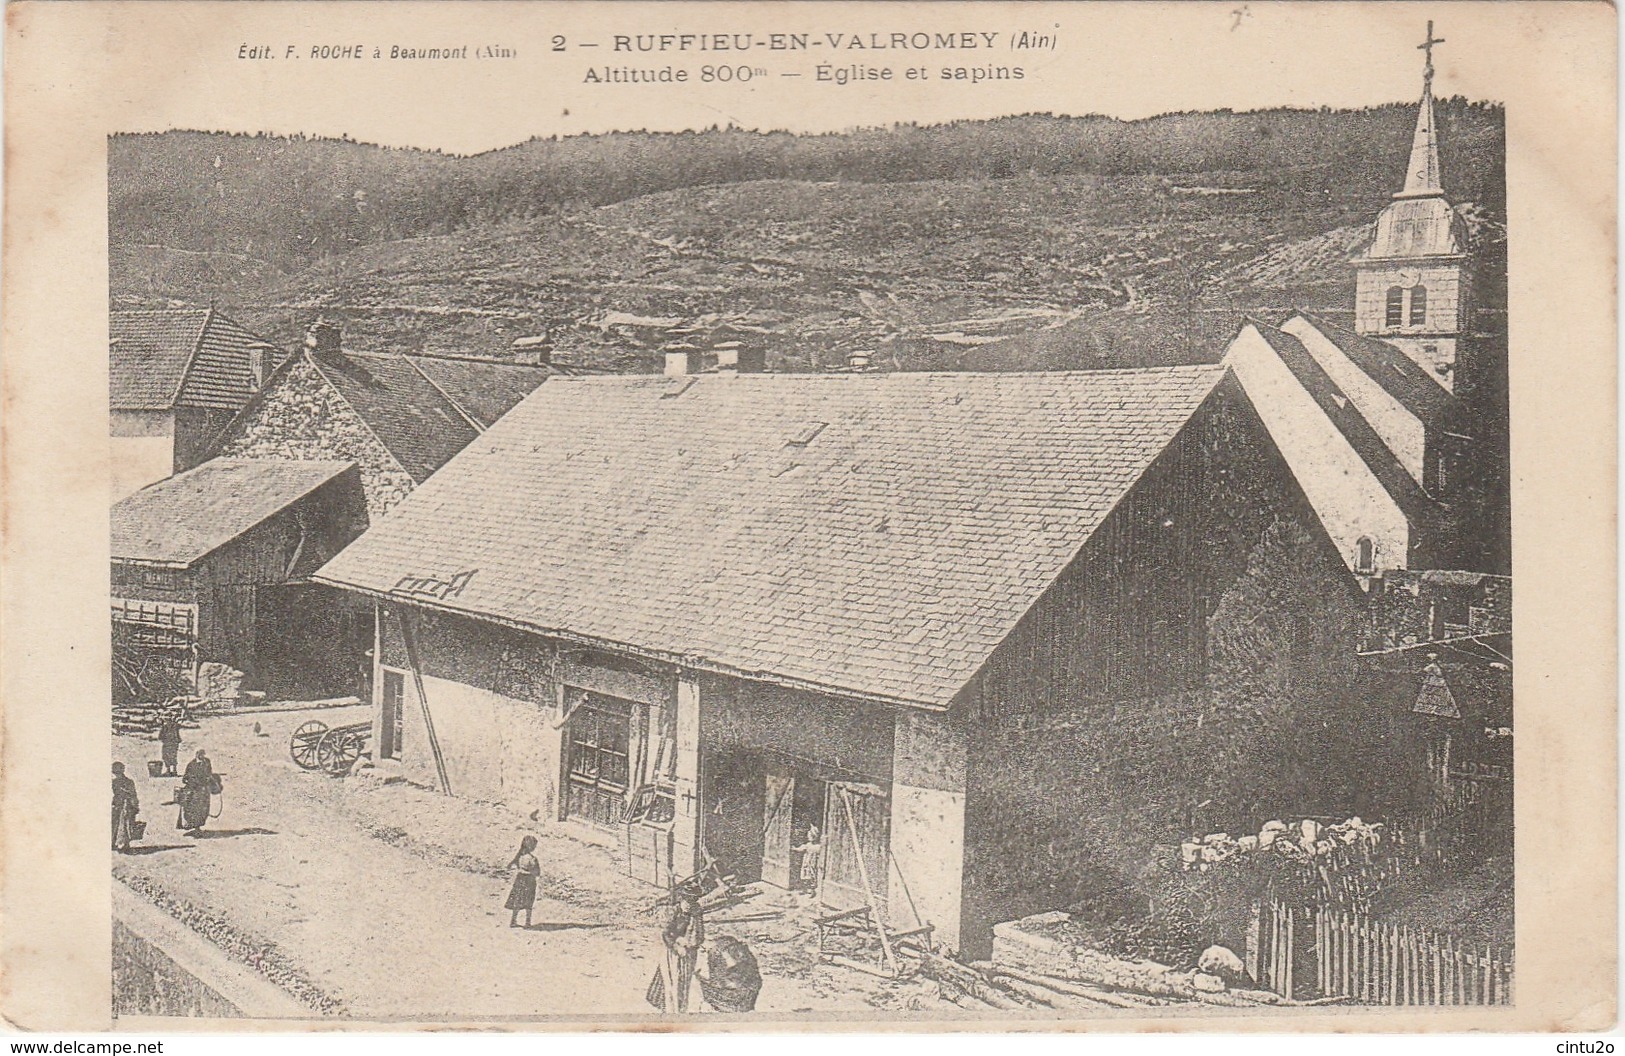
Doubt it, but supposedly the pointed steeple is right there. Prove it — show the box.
[1395,22,1446,200]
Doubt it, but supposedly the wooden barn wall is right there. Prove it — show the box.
[956,385,1400,958]
[189,470,368,683]
[111,564,195,604]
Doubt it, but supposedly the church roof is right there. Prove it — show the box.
[315,366,1228,708]
[1246,320,1438,527]
[1366,195,1467,259]
[1290,313,1461,425]
[1396,75,1445,201]
[1365,38,1470,259]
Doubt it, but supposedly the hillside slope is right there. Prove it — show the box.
[109,104,1505,371]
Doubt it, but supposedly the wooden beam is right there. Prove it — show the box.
[398,608,452,795]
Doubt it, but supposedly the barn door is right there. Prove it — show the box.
[761,772,796,889]
[818,782,890,921]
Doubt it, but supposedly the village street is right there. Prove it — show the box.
[113,704,946,1020]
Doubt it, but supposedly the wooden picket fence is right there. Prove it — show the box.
[1252,901,1513,1005]
[1314,907,1512,1006]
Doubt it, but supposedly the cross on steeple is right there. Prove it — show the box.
[1418,20,1445,84]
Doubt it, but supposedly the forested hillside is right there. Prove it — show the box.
[109,102,1504,371]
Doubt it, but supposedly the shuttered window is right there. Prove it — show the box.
[1409,285,1428,326]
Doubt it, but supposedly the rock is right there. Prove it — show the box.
[1022,910,1071,926]
[1198,945,1254,988]
[1192,972,1226,993]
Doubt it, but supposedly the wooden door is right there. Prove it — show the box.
[761,773,795,889]
[818,782,890,921]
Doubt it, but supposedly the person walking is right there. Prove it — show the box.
[504,835,540,928]
[177,749,215,835]
[659,882,706,1013]
[156,709,183,777]
[112,763,140,853]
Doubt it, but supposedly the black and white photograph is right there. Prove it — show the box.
[0,0,1615,1036]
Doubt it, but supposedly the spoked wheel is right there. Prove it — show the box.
[290,721,328,770]
[323,729,365,775]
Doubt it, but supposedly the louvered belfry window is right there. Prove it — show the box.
[1409,285,1428,327]
[1385,287,1404,327]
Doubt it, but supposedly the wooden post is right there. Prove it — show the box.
[1246,901,1262,985]
[399,610,452,796]
[1283,904,1294,1002]
[840,787,896,975]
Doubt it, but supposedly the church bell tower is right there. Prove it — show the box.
[1353,23,1472,392]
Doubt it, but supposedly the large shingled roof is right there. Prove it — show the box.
[111,308,280,412]
[112,458,356,566]
[315,366,1227,707]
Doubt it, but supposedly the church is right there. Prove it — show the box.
[1223,24,1510,583]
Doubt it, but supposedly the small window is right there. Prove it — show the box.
[1408,285,1428,327]
[1385,287,1404,327]
[1436,452,1449,494]
[1354,536,1377,575]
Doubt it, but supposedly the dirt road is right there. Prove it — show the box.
[113,704,942,1020]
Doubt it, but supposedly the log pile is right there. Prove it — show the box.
[914,912,1296,1012]
[1181,816,1385,870]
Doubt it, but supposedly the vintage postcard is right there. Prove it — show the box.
[1,0,1616,1034]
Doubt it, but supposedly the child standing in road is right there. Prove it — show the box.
[504,835,540,928]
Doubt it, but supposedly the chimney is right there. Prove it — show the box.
[715,344,767,374]
[305,318,342,357]
[664,349,706,377]
[511,335,553,368]
[847,349,874,372]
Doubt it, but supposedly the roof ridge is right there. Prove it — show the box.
[165,305,216,409]
[405,352,551,369]
[402,355,487,434]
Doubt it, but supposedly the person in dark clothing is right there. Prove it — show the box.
[651,883,705,1013]
[504,835,540,928]
[112,763,140,853]
[701,936,762,1013]
[156,711,183,776]
[177,749,215,834]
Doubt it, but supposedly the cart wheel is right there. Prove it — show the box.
[328,730,364,774]
[290,721,328,770]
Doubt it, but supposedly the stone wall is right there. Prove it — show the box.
[219,357,416,518]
